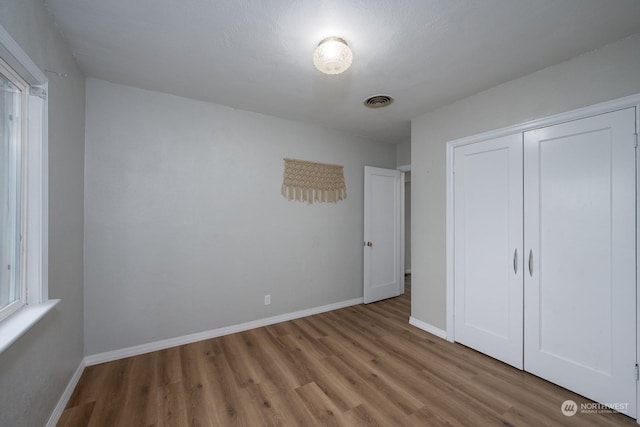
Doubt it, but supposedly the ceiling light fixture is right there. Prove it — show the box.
[313,37,353,75]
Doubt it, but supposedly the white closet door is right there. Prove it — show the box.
[524,108,636,418]
[454,134,524,369]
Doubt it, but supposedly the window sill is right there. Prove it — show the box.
[0,299,59,354]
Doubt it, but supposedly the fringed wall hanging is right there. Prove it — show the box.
[281,158,347,204]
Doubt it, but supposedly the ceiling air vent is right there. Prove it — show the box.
[364,94,394,108]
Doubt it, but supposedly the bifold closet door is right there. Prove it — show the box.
[524,108,636,418]
[454,134,524,369]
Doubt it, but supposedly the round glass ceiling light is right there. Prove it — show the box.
[313,37,353,75]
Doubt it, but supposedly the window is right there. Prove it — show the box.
[0,23,57,353]
[0,60,26,321]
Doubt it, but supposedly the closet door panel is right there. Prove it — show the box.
[524,108,636,418]
[454,134,523,369]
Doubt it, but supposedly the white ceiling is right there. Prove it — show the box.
[45,0,640,144]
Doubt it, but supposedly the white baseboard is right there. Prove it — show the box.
[46,358,86,427]
[48,297,363,424]
[409,316,447,340]
[85,297,364,366]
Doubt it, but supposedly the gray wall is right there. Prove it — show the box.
[84,78,395,355]
[396,140,411,167]
[411,34,640,330]
[0,1,85,427]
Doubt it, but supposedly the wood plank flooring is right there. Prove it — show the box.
[59,277,636,426]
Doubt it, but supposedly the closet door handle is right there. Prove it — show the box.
[528,250,533,276]
[513,249,518,274]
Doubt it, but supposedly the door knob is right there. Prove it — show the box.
[365,241,373,247]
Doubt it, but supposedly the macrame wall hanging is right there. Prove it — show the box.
[281,158,347,204]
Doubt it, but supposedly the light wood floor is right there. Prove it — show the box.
[59,277,636,426]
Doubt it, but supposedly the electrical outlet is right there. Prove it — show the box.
[264,294,271,305]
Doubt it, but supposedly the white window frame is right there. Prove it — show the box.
[0,23,58,354]
[0,58,28,321]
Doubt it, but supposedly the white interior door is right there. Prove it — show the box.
[453,134,524,369]
[364,166,403,304]
[524,108,636,418]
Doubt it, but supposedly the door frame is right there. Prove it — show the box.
[398,163,411,294]
[445,92,640,421]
